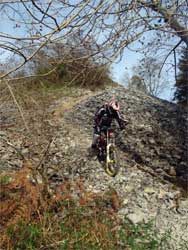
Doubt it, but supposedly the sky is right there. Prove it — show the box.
[0,2,176,102]
[111,49,175,102]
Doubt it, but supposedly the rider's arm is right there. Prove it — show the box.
[94,106,106,126]
[114,111,127,129]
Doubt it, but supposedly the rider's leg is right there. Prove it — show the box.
[91,133,100,148]
[91,126,100,148]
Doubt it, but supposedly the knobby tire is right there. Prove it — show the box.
[105,145,120,177]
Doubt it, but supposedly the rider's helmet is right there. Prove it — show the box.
[108,97,120,112]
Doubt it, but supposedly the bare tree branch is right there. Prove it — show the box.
[0,0,91,79]
[0,0,187,81]
[0,0,31,3]
[138,0,188,45]
[4,80,29,132]
[20,0,55,30]
[158,40,183,77]
[31,0,60,31]
[0,43,27,61]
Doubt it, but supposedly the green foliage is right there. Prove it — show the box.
[4,213,173,250]
[118,218,171,250]
[3,179,172,250]
[7,221,41,250]
[58,204,115,250]
[57,63,66,78]
[28,43,114,91]
[57,199,171,250]
[174,48,188,107]
[0,175,12,185]
[57,206,171,250]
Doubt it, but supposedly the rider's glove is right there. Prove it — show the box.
[119,120,128,130]
[120,125,125,130]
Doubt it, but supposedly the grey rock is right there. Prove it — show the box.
[0,131,7,136]
[127,210,146,224]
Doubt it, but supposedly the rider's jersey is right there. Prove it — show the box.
[94,105,125,129]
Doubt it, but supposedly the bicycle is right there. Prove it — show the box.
[96,127,120,177]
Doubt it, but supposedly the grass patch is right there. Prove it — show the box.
[118,218,171,250]
[0,170,172,250]
[4,208,171,250]
[7,221,41,250]
[0,175,12,185]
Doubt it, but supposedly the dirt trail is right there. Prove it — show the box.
[51,90,100,120]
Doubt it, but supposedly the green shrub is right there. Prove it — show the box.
[22,42,114,91]
[118,218,171,250]
[7,221,42,250]
[0,175,12,185]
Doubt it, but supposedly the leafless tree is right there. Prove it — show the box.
[130,56,170,97]
[0,0,187,80]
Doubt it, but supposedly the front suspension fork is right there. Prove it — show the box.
[106,143,112,163]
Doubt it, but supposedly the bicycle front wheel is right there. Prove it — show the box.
[105,146,120,177]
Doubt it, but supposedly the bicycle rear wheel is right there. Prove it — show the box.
[105,146,120,177]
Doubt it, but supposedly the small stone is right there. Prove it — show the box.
[21,148,29,154]
[27,174,43,184]
[47,168,55,175]
[127,210,145,224]
[125,185,134,192]
[0,131,6,136]
[35,174,43,184]
[144,187,155,194]
[180,199,188,210]
[149,138,155,144]
[158,189,168,199]
[1,154,10,160]
[155,168,163,174]
[168,167,176,176]
[123,198,129,205]
[143,193,149,200]
[118,208,129,218]
[167,191,181,200]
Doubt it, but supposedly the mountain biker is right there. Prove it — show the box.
[91,98,128,149]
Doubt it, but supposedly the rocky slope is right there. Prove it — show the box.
[0,85,188,249]
[44,85,188,249]
[59,85,187,185]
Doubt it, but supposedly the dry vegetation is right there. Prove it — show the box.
[0,162,170,250]
[0,162,122,250]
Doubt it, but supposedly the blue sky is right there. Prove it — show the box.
[111,49,139,84]
[111,49,175,102]
[0,3,175,102]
